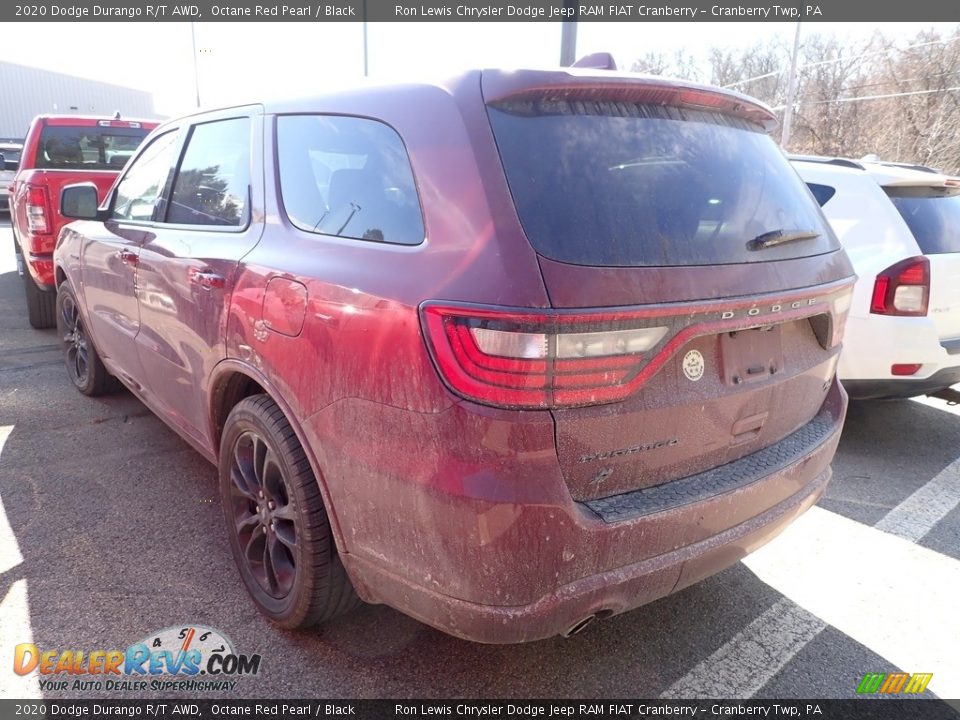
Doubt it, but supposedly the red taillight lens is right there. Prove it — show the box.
[891,363,922,376]
[870,257,929,317]
[421,305,669,409]
[26,186,50,234]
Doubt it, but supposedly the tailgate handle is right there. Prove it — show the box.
[731,412,768,445]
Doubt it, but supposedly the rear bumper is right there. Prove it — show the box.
[839,314,960,396]
[345,466,830,643]
[12,223,56,288]
[335,380,846,643]
[843,366,960,400]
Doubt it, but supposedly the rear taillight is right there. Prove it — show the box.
[870,257,929,317]
[421,304,669,409]
[26,186,50,234]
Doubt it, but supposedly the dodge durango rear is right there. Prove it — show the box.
[53,67,854,643]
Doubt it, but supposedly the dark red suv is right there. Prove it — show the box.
[55,68,854,643]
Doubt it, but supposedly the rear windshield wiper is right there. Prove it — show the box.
[747,229,821,251]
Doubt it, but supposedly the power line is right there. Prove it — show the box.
[840,68,960,93]
[771,84,960,110]
[724,34,960,90]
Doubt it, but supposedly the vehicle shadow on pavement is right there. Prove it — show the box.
[1,261,955,699]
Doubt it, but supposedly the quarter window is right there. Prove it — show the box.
[276,115,424,245]
[111,131,179,222]
[167,118,250,227]
[806,183,836,207]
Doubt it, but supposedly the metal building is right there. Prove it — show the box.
[0,61,159,141]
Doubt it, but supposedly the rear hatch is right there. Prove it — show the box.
[885,183,960,346]
[480,70,854,502]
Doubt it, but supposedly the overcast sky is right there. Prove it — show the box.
[2,21,957,115]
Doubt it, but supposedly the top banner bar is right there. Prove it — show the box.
[5,0,960,22]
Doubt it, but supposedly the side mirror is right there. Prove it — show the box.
[61,183,101,220]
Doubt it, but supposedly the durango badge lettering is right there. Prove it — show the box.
[578,438,680,464]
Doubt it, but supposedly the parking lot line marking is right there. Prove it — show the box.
[0,580,41,699]
[744,506,960,699]
[660,597,826,699]
[662,437,960,700]
[874,457,960,542]
[0,424,25,576]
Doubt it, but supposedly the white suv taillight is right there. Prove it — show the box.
[26,186,50,234]
[870,256,929,317]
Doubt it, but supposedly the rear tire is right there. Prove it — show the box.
[15,232,56,329]
[24,270,56,329]
[56,283,112,396]
[219,394,360,629]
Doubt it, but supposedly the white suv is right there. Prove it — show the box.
[792,156,960,399]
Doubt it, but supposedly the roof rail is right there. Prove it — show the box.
[787,154,864,170]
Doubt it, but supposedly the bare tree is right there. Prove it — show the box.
[622,27,960,173]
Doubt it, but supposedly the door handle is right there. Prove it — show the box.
[118,248,138,266]
[192,270,226,290]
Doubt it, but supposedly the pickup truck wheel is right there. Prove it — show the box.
[220,394,360,629]
[56,284,111,396]
[23,265,57,329]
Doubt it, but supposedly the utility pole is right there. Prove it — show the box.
[362,0,369,77]
[190,21,201,108]
[781,21,802,149]
[560,0,577,66]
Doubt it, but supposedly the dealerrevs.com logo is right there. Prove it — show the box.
[13,625,262,693]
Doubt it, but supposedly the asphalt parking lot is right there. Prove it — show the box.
[1,216,958,702]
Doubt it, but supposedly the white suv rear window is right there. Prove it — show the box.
[888,188,960,255]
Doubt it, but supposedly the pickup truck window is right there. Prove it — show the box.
[37,126,150,171]
[112,131,180,222]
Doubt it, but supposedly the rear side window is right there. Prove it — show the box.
[888,188,960,255]
[37,125,150,170]
[806,183,836,207]
[488,101,838,267]
[276,115,424,245]
[167,117,250,227]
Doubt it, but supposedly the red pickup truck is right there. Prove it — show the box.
[10,115,158,328]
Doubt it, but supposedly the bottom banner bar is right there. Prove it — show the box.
[2,700,959,720]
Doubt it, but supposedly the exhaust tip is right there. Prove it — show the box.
[562,614,597,638]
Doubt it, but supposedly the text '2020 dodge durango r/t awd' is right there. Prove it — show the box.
[54,68,854,643]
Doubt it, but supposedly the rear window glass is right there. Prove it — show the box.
[276,115,424,245]
[807,183,836,207]
[888,189,960,255]
[488,102,838,267]
[37,125,150,170]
